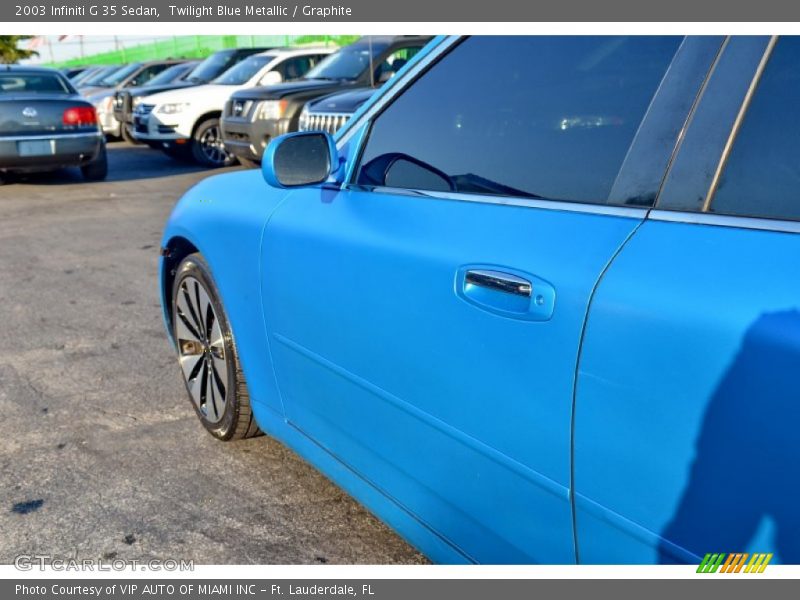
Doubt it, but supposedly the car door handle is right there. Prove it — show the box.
[465,269,532,297]
[457,265,555,321]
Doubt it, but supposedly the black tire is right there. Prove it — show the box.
[120,124,140,145]
[191,117,235,168]
[236,156,260,169]
[81,144,108,181]
[172,253,261,441]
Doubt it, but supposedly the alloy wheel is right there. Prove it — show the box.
[174,276,228,423]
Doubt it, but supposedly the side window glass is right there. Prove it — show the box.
[710,37,800,221]
[356,36,682,205]
[275,56,314,82]
[135,65,166,86]
[374,46,422,83]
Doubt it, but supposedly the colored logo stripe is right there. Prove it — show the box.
[697,553,772,573]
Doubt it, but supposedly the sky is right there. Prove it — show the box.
[21,36,166,65]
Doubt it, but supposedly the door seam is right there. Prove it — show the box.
[569,215,649,564]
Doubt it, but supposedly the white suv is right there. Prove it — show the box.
[132,47,334,167]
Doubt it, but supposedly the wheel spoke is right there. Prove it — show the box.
[186,358,205,409]
[193,281,205,339]
[180,283,203,336]
[206,361,218,419]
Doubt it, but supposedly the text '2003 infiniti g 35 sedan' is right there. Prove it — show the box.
[159,36,800,564]
[0,66,107,182]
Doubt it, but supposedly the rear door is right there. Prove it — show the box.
[261,36,717,563]
[574,36,800,564]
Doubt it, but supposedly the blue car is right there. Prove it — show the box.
[159,35,800,564]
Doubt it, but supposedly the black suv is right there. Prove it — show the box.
[220,36,432,165]
[113,47,273,145]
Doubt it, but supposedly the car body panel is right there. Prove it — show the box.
[574,219,800,564]
[260,184,644,563]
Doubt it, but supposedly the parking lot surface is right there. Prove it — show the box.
[0,142,426,565]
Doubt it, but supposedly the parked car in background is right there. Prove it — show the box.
[297,87,377,135]
[0,66,106,182]
[79,60,183,97]
[75,65,123,89]
[81,60,187,138]
[133,47,333,167]
[159,35,800,565]
[113,48,273,148]
[68,66,105,87]
[111,61,199,142]
[220,36,431,165]
[61,66,88,80]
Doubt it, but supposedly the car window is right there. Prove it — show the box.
[274,55,323,82]
[305,40,392,81]
[146,63,190,86]
[185,52,237,83]
[132,64,169,87]
[100,63,141,86]
[356,36,682,205]
[0,73,71,94]
[709,37,800,221]
[214,55,277,85]
[374,46,422,83]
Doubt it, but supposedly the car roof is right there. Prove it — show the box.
[2,65,63,75]
[254,46,336,57]
[351,35,433,48]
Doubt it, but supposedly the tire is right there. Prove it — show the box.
[191,117,235,168]
[81,144,108,181]
[172,253,261,441]
[236,156,260,169]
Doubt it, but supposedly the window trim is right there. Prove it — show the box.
[649,209,800,234]
[701,35,779,212]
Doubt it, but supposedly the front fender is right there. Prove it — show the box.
[160,168,289,415]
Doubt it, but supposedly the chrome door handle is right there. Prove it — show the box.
[465,269,532,297]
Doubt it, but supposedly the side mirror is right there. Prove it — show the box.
[262,132,339,188]
[259,71,283,86]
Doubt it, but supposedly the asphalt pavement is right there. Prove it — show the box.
[0,141,426,565]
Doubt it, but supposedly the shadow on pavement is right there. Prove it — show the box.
[1,141,245,187]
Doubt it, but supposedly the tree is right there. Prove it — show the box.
[0,36,39,64]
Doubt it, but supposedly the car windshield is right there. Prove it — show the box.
[145,63,187,86]
[98,63,142,86]
[82,66,120,86]
[213,55,276,85]
[185,52,234,83]
[0,73,71,94]
[305,43,387,81]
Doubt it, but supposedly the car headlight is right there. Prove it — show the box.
[156,102,190,115]
[298,103,310,131]
[258,100,288,121]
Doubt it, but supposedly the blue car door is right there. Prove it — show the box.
[574,36,800,564]
[260,36,717,563]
